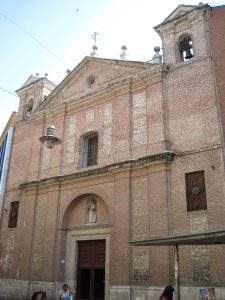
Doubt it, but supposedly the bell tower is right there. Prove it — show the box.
[154,3,211,65]
[16,74,56,120]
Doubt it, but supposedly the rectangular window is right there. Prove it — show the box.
[87,135,98,166]
[8,201,19,228]
[185,171,207,212]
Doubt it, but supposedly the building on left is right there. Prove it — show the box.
[0,111,17,224]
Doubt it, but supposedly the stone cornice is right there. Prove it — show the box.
[64,64,166,107]
[14,65,167,129]
[168,56,211,71]
[37,57,153,111]
[60,65,166,110]
[66,223,113,231]
[14,106,66,129]
[154,4,210,34]
[20,151,175,189]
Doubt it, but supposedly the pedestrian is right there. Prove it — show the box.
[32,291,46,300]
[59,283,71,300]
[159,285,175,300]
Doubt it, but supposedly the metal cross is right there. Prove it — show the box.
[92,32,98,46]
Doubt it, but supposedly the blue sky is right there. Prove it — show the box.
[0,0,221,133]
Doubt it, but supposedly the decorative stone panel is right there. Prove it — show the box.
[65,115,76,164]
[103,103,112,154]
[104,103,112,124]
[103,127,112,153]
[191,246,211,284]
[132,92,147,147]
[132,247,150,284]
[189,212,211,285]
[31,197,47,279]
[189,213,208,233]
[85,110,94,123]
[2,230,16,274]
[68,116,76,136]
[132,178,149,240]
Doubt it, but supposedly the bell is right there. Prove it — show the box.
[185,47,193,59]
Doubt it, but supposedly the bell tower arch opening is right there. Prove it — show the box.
[154,4,211,65]
[178,34,193,62]
[15,74,56,120]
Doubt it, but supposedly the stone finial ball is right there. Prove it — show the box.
[154,46,160,52]
[121,45,127,50]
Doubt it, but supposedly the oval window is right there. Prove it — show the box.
[86,75,95,88]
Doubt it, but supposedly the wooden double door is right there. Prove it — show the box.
[76,240,105,300]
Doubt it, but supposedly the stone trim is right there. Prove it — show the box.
[130,229,225,246]
[66,223,113,231]
[65,231,110,299]
[37,57,164,111]
[20,151,175,189]
[168,56,212,71]
[154,4,210,31]
[15,65,167,130]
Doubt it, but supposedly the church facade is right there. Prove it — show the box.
[1,4,225,300]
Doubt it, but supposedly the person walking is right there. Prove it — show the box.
[159,285,175,300]
[59,284,71,300]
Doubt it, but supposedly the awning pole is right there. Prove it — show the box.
[174,244,180,300]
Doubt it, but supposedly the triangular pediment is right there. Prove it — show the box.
[20,74,40,89]
[38,56,153,111]
[163,4,197,23]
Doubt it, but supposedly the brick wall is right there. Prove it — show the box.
[210,6,225,147]
[1,5,225,298]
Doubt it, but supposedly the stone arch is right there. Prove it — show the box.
[23,97,34,118]
[62,193,109,228]
[58,192,110,282]
[176,32,194,62]
[58,188,112,228]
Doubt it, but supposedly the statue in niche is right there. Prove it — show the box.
[86,197,97,224]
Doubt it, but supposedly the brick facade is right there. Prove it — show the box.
[1,3,225,300]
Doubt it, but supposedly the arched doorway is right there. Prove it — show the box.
[61,193,110,300]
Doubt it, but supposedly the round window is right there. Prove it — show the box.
[86,75,95,88]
